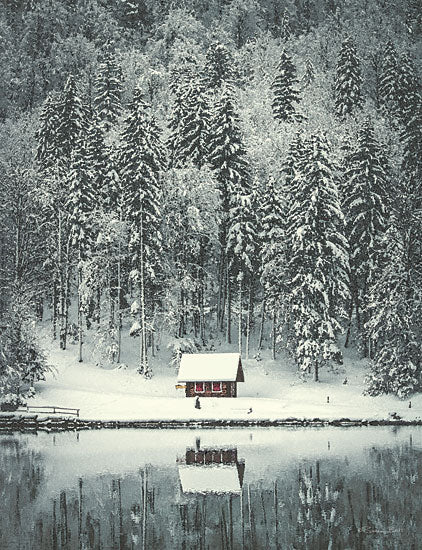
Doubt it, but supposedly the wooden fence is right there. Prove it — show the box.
[17,405,80,417]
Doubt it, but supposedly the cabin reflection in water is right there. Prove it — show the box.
[178,446,245,495]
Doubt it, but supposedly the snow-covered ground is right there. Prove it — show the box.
[21,326,422,423]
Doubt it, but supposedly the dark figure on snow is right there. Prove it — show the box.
[195,397,201,409]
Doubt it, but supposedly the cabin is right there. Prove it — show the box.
[178,446,245,494]
[177,353,245,397]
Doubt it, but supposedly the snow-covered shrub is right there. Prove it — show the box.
[67,322,79,344]
[91,324,120,367]
[0,296,51,409]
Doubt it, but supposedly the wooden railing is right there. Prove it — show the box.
[17,405,80,417]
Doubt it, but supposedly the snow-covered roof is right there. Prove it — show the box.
[179,465,241,494]
[177,353,244,382]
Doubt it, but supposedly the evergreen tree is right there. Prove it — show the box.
[397,53,421,125]
[378,40,399,114]
[301,58,315,89]
[271,49,302,123]
[36,76,87,351]
[167,60,196,168]
[94,44,122,132]
[66,142,96,362]
[334,36,363,118]
[342,120,390,355]
[401,99,422,201]
[226,168,258,356]
[204,43,235,91]
[120,87,166,377]
[285,133,349,380]
[208,85,249,337]
[118,0,149,28]
[86,116,109,206]
[280,8,291,41]
[35,93,63,171]
[58,74,88,163]
[177,76,211,168]
[365,222,421,398]
[259,176,285,358]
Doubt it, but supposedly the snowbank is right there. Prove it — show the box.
[12,326,422,425]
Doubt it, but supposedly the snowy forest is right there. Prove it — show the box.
[0,0,421,406]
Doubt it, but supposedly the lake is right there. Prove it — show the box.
[0,427,421,549]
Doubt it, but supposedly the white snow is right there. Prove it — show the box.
[3,323,421,424]
[177,352,242,382]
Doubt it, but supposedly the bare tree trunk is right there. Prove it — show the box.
[344,299,353,348]
[226,267,231,344]
[238,277,242,357]
[199,276,205,344]
[58,210,66,350]
[95,287,101,326]
[246,284,252,359]
[178,288,184,337]
[139,206,150,377]
[314,362,319,382]
[78,245,83,363]
[258,297,265,350]
[116,237,122,363]
[217,249,226,331]
[272,311,276,360]
[62,234,71,351]
[52,277,58,340]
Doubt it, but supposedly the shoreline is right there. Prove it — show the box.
[1,413,421,432]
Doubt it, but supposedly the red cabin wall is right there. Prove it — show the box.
[185,381,237,397]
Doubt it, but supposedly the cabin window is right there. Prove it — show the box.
[212,382,222,392]
[195,382,204,393]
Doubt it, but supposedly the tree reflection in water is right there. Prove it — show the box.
[0,435,421,549]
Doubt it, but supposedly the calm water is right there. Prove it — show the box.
[0,427,421,550]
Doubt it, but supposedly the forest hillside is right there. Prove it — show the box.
[0,0,421,409]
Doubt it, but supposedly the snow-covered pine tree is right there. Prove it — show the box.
[342,119,390,355]
[36,92,63,171]
[301,58,315,89]
[365,221,421,398]
[86,115,109,208]
[204,43,236,91]
[167,60,196,168]
[94,44,122,132]
[334,36,363,118]
[118,0,149,28]
[177,76,211,168]
[208,84,249,339]
[58,74,88,163]
[397,53,421,125]
[378,40,399,115]
[271,49,302,123]
[259,176,285,359]
[401,97,422,208]
[120,87,166,377]
[66,142,96,362]
[280,8,291,41]
[36,77,88,351]
[161,167,219,342]
[226,166,258,357]
[285,133,349,381]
